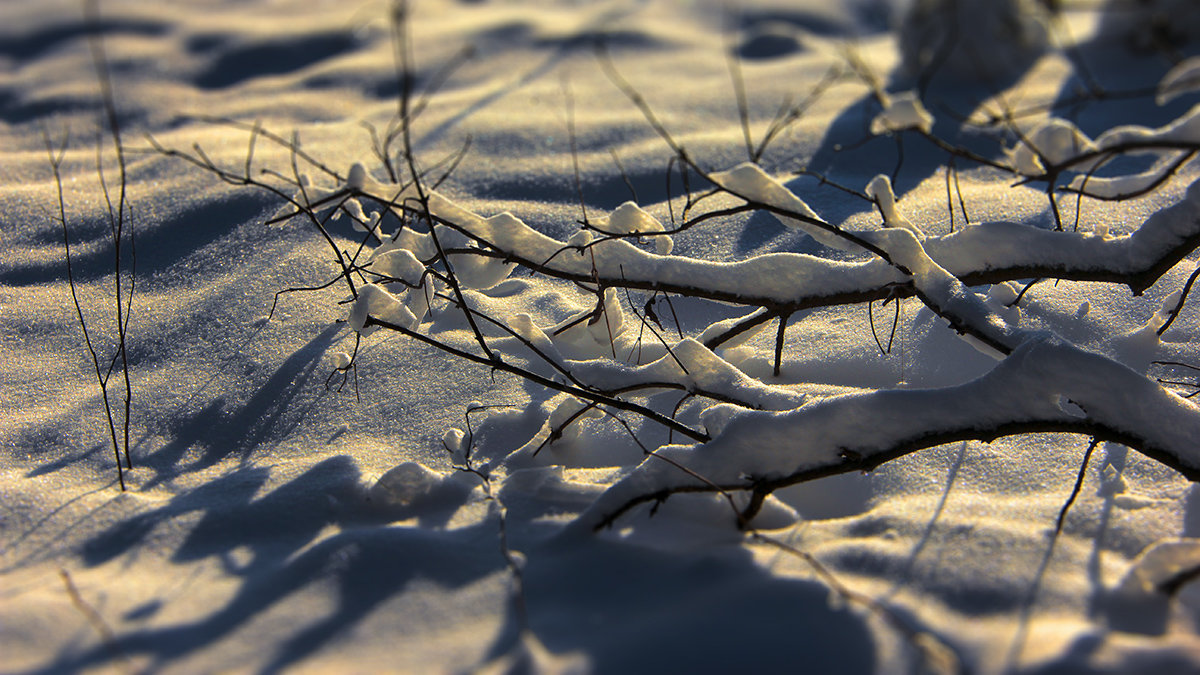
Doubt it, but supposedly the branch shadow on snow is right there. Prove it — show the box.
[780,76,1024,258]
[0,191,273,287]
[136,324,342,487]
[49,456,495,675]
[756,11,1059,258]
[54,471,882,675]
[1046,24,1200,146]
[189,31,362,90]
[477,529,879,673]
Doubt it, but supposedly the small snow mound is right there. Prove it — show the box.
[370,462,445,507]
[443,428,469,465]
[985,282,1018,306]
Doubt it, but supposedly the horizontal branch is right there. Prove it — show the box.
[570,336,1200,532]
[357,175,1200,330]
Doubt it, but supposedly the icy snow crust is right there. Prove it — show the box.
[5,1,1200,674]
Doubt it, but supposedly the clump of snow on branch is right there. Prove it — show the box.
[371,248,425,286]
[349,283,418,335]
[869,91,933,136]
[710,162,861,252]
[1065,99,1200,197]
[865,174,923,238]
[1158,57,1200,106]
[593,201,673,255]
[571,336,1200,532]
[1007,118,1096,176]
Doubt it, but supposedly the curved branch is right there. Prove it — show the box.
[575,337,1200,532]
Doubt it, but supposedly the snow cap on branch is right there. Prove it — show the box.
[865,175,923,239]
[710,162,862,253]
[349,283,418,336]
[1007,118,1096,176]
[1158,57,1200,106]
[371,248,426,286]
[594,202,673,254]
[869,91,933,136]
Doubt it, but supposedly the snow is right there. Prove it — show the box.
[1008,118,1096,176]
[5,1,1200,673]
[865,174,923,238]
[710,161,863,253]
[1158,57,1200,106]
[593,201,673,255]
[349,283,418,336]
[869,91,934,136]
[370,248,425,286]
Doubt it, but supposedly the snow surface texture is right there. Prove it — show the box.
[5,0,1200,673]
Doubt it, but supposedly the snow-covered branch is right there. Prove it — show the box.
[155,19,1200,545]
[337,167,1200,326]
[577,336,1200,531]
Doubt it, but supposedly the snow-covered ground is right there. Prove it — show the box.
[4,0,1200,672]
